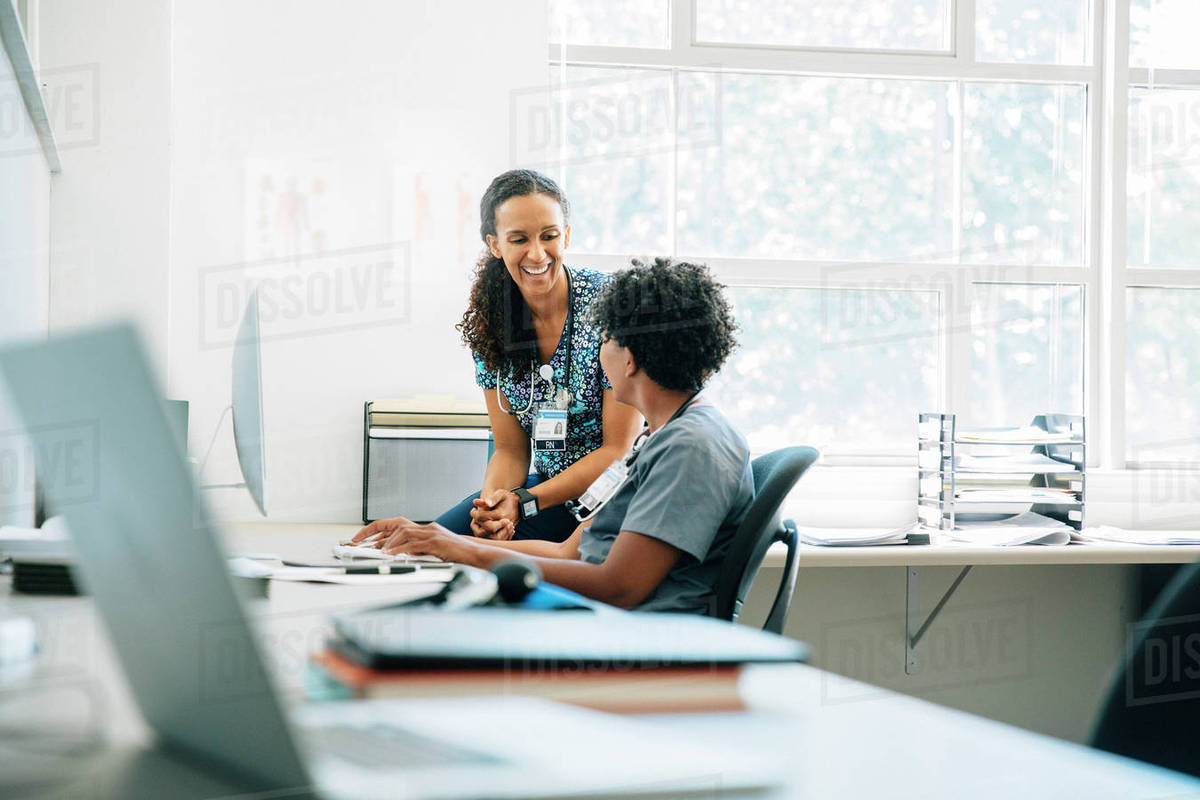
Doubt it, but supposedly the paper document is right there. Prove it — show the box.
[955,488,1079,504]
[1073,527,1200,546]
[798,522,915,547]
[957,426,1078,443]
[953,453,1080,474]
[0,516,73,558]
[948,512,1072,546]
[228,557,455,584]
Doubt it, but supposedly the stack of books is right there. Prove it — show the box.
[308,649,745,714]
[309,607,809,715]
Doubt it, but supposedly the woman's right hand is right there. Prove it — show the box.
[469,488,519,540]
[350,517,406,545]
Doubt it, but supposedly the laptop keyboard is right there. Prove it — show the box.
[305,723,504,769]
[331,543,444,562]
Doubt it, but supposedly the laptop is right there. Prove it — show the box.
[0,324,783,799]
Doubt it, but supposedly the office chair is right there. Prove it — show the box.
[1089,562,1200,778]
[711,446,820,635]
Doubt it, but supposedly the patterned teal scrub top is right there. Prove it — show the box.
[473,266,612,479]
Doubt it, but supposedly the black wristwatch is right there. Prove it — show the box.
[512,487,539,521]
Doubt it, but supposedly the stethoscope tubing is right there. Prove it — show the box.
[496,267,574,417]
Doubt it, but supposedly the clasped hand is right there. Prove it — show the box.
[468,489,519,540]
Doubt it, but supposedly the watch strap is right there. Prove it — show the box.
[512,486,539,520]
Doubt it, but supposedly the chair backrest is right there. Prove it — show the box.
[1089,562,1200,777]
[711,446,819,631]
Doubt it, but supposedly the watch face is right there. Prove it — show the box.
[523,500,537,518]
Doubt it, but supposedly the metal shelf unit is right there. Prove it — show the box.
[916,413,1086,532]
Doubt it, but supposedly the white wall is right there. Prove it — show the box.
[37,0,172,374]
[0,18,52,526]
[167,0,548,521]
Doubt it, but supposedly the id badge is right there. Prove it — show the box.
[576,459,628,512]
[533,407,568,452]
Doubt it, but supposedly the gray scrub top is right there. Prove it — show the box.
[578,404,754,614]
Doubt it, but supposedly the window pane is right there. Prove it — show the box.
[548,0,669,48]
[519,67,673,254]
[562,154,671,254]
[696,0,950,52]
[1130,0,1200,70]
[1127,87,1200,268]
[962,83,1086,266]
[969,284,1083,428]
[1127,288,1200,462]
[676,73,955,262]
[705,287,939,454]
[975,0,1089,64]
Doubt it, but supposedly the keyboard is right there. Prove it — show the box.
[303,723,501,769]
[331,542,443,563]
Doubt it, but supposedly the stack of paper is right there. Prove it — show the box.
[954,453,1079,474]
[227,556,454,585]
[0,516,74,559]
[957,426,1078,443]
[955,487,1079,504]
[798,523,915,547]
[1074,527,1200,546]
[948,512,1073,546]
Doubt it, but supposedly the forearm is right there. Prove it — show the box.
[469,554,641,609]
[464,536,568,558]
[528,443,628,508]
[480,448,530,496]
[458,526,628,608]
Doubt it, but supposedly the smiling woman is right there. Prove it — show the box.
[370,170,643,544]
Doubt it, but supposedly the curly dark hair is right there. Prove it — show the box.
[456,169,571,376]
[591,258,738,393]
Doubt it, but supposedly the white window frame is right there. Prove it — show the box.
[548,0,1200,472]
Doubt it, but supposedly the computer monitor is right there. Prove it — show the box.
[199,289,267,516]
[232,289,267,515]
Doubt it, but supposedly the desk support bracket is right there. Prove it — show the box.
[905,565,973,675]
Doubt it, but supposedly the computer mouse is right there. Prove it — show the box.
[491,559,541,604]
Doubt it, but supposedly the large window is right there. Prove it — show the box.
[527,1,1200,467]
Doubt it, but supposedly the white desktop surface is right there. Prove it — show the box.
[3,523,1200,798]
[780,538,1200,567]
[225,520,1200,568]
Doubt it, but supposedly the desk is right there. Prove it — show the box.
[765,539,1200,567]
[218,523,1200,742]
[759,539,1200,675]
[730,532,1199,744]
[218,521,1200,567]
[2,527,1198,799]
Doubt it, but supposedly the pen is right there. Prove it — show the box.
[342,564,417,575]
[340,563,455,574]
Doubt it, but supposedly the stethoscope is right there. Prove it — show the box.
[496,267,575,416]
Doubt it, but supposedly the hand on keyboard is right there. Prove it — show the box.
[332,541,443,563]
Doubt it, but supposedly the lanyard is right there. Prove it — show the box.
[567,391,703,522]
[548,265,574,400]
[625,390,702,467]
